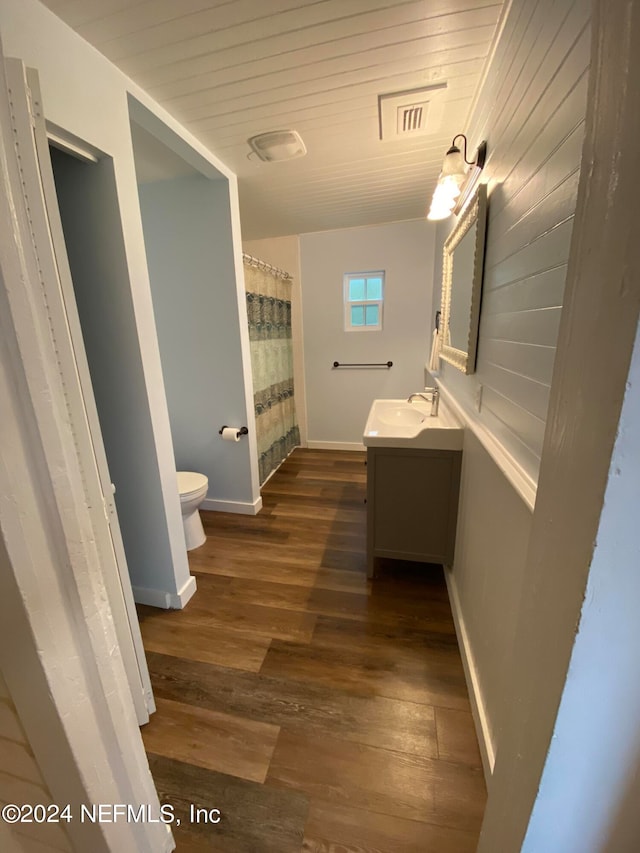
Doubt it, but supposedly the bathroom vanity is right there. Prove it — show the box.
[363,398,463,578]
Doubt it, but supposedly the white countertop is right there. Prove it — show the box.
[363,398,464,451]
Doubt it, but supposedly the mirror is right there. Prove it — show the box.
[439,183,487,374]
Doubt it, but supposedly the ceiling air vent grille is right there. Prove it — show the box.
[378,83,447,141]
[402,106,424,133]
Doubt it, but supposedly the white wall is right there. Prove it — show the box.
[300,219,436,446]
[523,324,640,850]
[0,0,249,600]
[243,235,308,446]
[139,175,259,512]
[434,0,591,775]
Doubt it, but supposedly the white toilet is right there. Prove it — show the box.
[177,471,208,550]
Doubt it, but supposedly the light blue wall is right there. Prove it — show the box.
[300,219,436,444]
[139,175,255,507]
[50,149,190,598]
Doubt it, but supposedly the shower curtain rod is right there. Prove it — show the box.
[242,252,292,280]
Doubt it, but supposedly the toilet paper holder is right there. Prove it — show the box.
[218,425,249,438]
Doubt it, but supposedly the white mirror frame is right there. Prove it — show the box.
[439,183,488,374]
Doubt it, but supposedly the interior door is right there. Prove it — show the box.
[3,57,154,723]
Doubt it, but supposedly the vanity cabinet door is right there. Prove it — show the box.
[366,447,462,577]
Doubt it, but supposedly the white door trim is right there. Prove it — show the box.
[0,45,172,852]
[22,63,154,722]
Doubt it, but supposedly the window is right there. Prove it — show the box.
[344,271,384,331]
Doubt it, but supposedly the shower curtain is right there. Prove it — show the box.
[243,257,300,484]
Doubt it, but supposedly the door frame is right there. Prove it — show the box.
[25,65,155,723]
[0,49,171,851]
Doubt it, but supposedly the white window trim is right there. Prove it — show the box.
[343,271,384,331]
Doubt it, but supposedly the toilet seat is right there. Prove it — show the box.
[177,471,208,498]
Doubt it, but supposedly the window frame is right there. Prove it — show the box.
[343,270,385,332]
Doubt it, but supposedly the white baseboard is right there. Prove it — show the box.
[444,565,496,782]
[200,496,262,515]
[175,574,197,608]
[306,440,366,451]
[132,574,197,610]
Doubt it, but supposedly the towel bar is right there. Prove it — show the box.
[332,361,393,368]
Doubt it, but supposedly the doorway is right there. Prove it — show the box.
[47,145,159,718]
[49,147,172,592]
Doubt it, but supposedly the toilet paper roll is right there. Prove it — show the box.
[221,427,241,442]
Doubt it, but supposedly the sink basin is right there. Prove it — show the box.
[377,405,426,427]
[363,398,463,450]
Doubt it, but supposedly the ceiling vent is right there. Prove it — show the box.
[378,83,447,141]
[247,130,307,162]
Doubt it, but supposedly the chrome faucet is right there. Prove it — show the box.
[408,387,440,417]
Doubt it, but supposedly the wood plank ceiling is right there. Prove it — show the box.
[40,0,504,239]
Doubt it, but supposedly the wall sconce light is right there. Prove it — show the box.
[427,134,487,220]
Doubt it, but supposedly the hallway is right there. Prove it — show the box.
[138,448,486,851]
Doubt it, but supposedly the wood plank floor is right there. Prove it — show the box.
[138,448,486,852]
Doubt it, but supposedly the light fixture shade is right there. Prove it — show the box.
[427,203,453,221]
[440,147,466,179]
[427,168,464,220]
[438,174,463,197]
[428,183,455,220]
[427,136,487,221]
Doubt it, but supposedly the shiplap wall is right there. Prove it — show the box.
[0,673,71,852]
[439,0,590,483]
[439,0,591,771]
